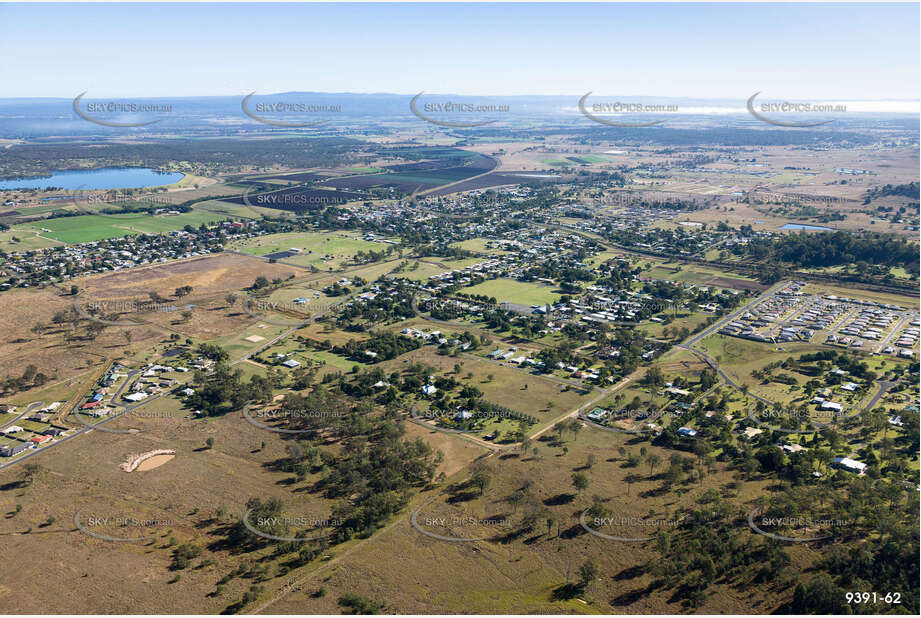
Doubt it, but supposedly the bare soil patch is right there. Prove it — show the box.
[120,448,176,472]
[79,253,300,300]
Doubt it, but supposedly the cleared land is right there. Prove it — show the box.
[229,231,394,270]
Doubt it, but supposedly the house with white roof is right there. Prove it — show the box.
[832,457,867,474]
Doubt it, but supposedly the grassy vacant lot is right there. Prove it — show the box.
[0,229,65,252]
[465,278,561,306]
[230,231,393,270]
[638,311,713,339]
[694,334,831,405]
[643,261,758,288]
[210,321,290,361]
[586,250,624,267]
[801,282,919,309]
[449,238,511,255]
[18,211,229,244]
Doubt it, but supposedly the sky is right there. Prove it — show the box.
[1,2,918,100]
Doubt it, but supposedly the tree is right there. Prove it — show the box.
[225,294,237,307]
[790,575,847,614]
[19,463,40,487]
[578,559,600,590]
[175,285,193,299]
[470,470,492,496]
[519,436,532,454]
[572,472,589,494]
[567,418,582,441]
[646,453,661,477]
[206,437,215,449]
[643,366,665,387]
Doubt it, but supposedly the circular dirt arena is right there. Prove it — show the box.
[120,449,176,472]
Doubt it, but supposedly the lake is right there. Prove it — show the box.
[781,223,835,231]
[0,167,184,191]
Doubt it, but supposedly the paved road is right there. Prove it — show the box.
[684,280,789,347]
[675,281,790,407]
[0,369,176,471]
[862,380,896,412]
[879,314,911,348]
[0,402,44,432]
[406,367,641,452]
[0,389,170,472]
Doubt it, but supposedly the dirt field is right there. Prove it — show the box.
[80,254,300,301]
[0,407,344,613]
[0,254,305,410]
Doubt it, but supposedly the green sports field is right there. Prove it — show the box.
[464,278,562,306]
[17,211,230,244]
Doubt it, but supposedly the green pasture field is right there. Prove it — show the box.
[0,229,65,252]
[229,231,390,269]
[464,278,562,306]
[449,238,510,255]
[16,211,229,244]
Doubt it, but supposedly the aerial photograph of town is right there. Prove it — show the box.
[0,1,918,616]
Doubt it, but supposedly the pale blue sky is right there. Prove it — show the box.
[1,2,918,99]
